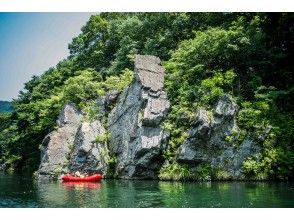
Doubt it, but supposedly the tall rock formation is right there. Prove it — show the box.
[37,104,82,180]
[177,95,261,179]
[108,55,170,179]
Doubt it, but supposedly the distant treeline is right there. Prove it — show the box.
[0,101,13,113]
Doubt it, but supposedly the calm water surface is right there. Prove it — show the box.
[0,173,293,208]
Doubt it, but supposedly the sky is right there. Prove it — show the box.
[0,13,95,101]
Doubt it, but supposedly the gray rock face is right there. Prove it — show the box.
[220,137,260,178]
[96,90,120,116]
[69,120,109,175]
[37,103,109,180]
[178,95,261,179]
[108,55,170,179]
[37,104,82,180]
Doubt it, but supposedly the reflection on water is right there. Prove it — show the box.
[62,182,101,189]
[0,173,294,208]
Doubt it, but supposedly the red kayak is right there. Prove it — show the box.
[61,174,102,182]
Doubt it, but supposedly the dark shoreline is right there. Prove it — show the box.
[1,172,293,183]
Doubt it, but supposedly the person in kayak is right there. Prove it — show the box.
[74,171,89,178]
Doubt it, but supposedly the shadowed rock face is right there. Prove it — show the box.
[69,120,109,175]
[37,104,83,180]
[108,55,170,179]
[177,95,261,179]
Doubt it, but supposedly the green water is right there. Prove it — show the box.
[0,173,293,208]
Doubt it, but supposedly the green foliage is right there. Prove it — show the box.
[162,25,244,167]
[68,144,74,152]
[62,69,104,108]
[242,148,278,180]
[213,169,232,181]
[108,156,117,170]
[106,154,118,178]
[3,155,22,172]
[4,155,22,166]
[94,132,112,144]
[70,13,237,76]
[0,112,12,131]
[238,85,294,179]
[162,13,294,180]
[164,25,253,109]
[52,166,63,178]
[82,101,102,122]
[190,164,212,181]
[103,68,134,91]
[159,162,191,181]
[159,163,214,181]
[63,68,133,115]
[200,70,236,105]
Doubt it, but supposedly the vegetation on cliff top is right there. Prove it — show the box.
[0,13,293,180]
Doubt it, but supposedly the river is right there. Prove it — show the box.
[0,173,293,208]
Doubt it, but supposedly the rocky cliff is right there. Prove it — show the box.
[177,95,261,180]
[108,55,170,179]
[37,55,262,181]
[37,55,170,180]
[37,104,82,180]
[37,104,109,180]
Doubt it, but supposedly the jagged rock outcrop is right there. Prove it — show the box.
[108,55,170,179]
[37,104,109,180]
[177,95,261,179]
[37,103,83,180]
[69,120,109,175]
